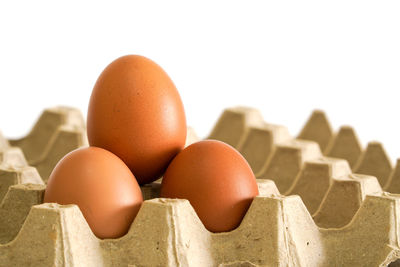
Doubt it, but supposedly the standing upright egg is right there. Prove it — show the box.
[87,55,187,184]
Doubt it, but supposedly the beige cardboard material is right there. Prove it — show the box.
[31,124,88,182]
[236,123,291,174]
[0,132,9,151]
[354,141,393,187]
[140,181,162,200]
[7,107,87,182]
[256,139,322,193]
[324,126,363,168]
[1,182,399,266]
[2,105,400,266]
[0,165,43,205]
[297,110,333,152]
[0,184,44,243]
[0,147,28,168]
[385,160,400,192]
[208,107,264,147]
[212,106,400,194]
[9,107,86,162]
[312,173,383,228]
[286,157,351,214]
[298,110,398,193]
[218,261,258,267]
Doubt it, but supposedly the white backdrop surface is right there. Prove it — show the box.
[0,1,399,160]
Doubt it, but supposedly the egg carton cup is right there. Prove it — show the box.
[1,106,400,266]
[1,106,88,183]
[208,106,399,194]
[207,107,400,223]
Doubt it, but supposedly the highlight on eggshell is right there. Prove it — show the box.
[43,147,143,239]
[160,140,259,233]
[87,55,187,185]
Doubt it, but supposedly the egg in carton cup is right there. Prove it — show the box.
[2,106,400,266]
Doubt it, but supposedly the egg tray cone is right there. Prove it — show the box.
[209,107,399,194]
[1,106,400,266]
[3,106,88,182]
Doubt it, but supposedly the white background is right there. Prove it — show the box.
[0,1,399,161]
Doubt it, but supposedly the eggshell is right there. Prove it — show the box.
[160,140,259,233]
[87,55,186,185]
[43,147,143,239]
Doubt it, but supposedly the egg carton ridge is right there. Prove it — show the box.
[1,182,400,266]
[208,106,400,195]
[5,106,88,182]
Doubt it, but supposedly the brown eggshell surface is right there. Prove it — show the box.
[87,55,187,185]
[44,147,143,239]
[160,140,259,233]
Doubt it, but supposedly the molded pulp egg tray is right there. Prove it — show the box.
[1,106,400,266]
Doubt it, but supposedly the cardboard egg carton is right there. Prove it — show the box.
[2,106,400,266]
[0,177,399,266]
[1,106,88,184]
[209,106,400,194]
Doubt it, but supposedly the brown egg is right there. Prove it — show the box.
[160,140,259,232]
[44,147,143,239]
[87,55,186,185]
